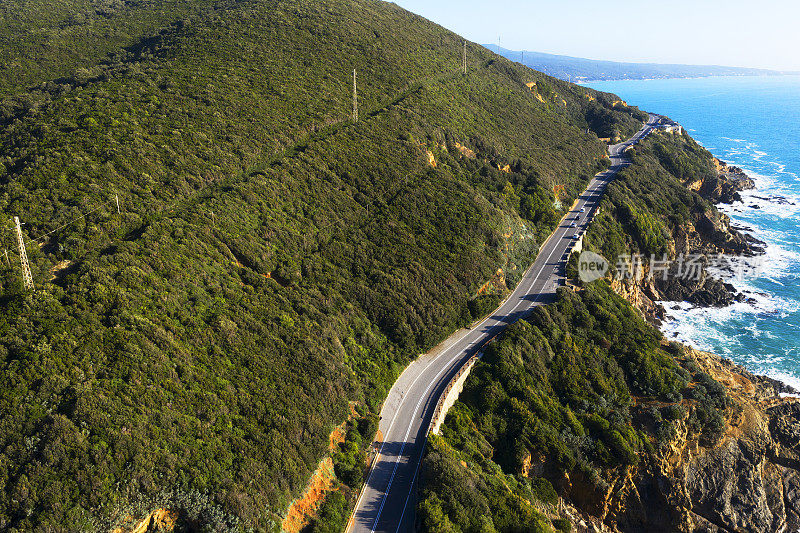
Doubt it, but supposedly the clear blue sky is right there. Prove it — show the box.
[391,0,800,71]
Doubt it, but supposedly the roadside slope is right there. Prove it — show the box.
[0,0,646,529]
[348,116,656,533]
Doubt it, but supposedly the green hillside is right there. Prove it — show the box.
[418,284,729,532]
[0,0,645,529]
[0,0,224,99]
[416,129,748,532]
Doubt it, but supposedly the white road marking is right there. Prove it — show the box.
[352,118,658,533]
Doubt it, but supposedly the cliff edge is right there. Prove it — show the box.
[573,350,800,533]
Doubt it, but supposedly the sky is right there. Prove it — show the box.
[391,0,800,71]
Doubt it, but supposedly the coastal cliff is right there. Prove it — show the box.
[609,204,760,319]
[592,132,764,321]
[418,126,799,532]
[591,137,800,531]
[557,349,800,533]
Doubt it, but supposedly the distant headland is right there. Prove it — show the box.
[484,44,800,82]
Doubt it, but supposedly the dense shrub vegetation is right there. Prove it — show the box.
[0,0,646,530]
[418,284,730,532]
[0,0,222,99]
[418,132,736,530]
[585,132,718,260]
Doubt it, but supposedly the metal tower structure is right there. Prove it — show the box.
[13,217,33,290]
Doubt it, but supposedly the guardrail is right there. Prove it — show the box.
[427,351,483,435]
[426,328,507,435]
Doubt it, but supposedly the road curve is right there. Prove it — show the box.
[347,114,660,533]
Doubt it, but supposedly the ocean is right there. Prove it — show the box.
[587,76,800,389]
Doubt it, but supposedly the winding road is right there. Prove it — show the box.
[347,113,660,533]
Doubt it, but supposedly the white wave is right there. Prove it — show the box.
[660,132,800,390]
[659,290,800,350]
[703,247,800,295]
[767,371,800,392]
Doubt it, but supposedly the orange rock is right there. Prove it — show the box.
[112,509,179,533]
[282,458,338,533]
[454,142,476,159]
[426,150,436,167]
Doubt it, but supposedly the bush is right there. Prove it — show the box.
[333,442,365,489]
[552,518,572,532]
[307,490,349,533]
[530,477,558,505]
[469,294,502,321]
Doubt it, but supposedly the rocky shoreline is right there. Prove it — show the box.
[596,157,800,532]
[613,157,766,323]
[560,348,800,533]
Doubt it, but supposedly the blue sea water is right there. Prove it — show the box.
[588,76,800,389]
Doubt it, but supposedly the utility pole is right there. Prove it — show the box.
[352,69,358,123]
[463,40,467,74]
[13,217,33,291]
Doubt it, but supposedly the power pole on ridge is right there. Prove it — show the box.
[13,217,33,291]
[352,69,358,123]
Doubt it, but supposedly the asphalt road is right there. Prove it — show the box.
[347,113,660,533]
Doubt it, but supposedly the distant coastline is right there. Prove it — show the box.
[576,74,799,84]
[485,44,799,82]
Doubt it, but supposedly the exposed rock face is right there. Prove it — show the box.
[612,354,800,533]
[658,271,737,309]
[610,186,765,322]
[611,275,664,323]
[612,257,747,327]
[685,210,763,256]
[111,509,179,533]
[561,352,800,533]
[687,158,756,204]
